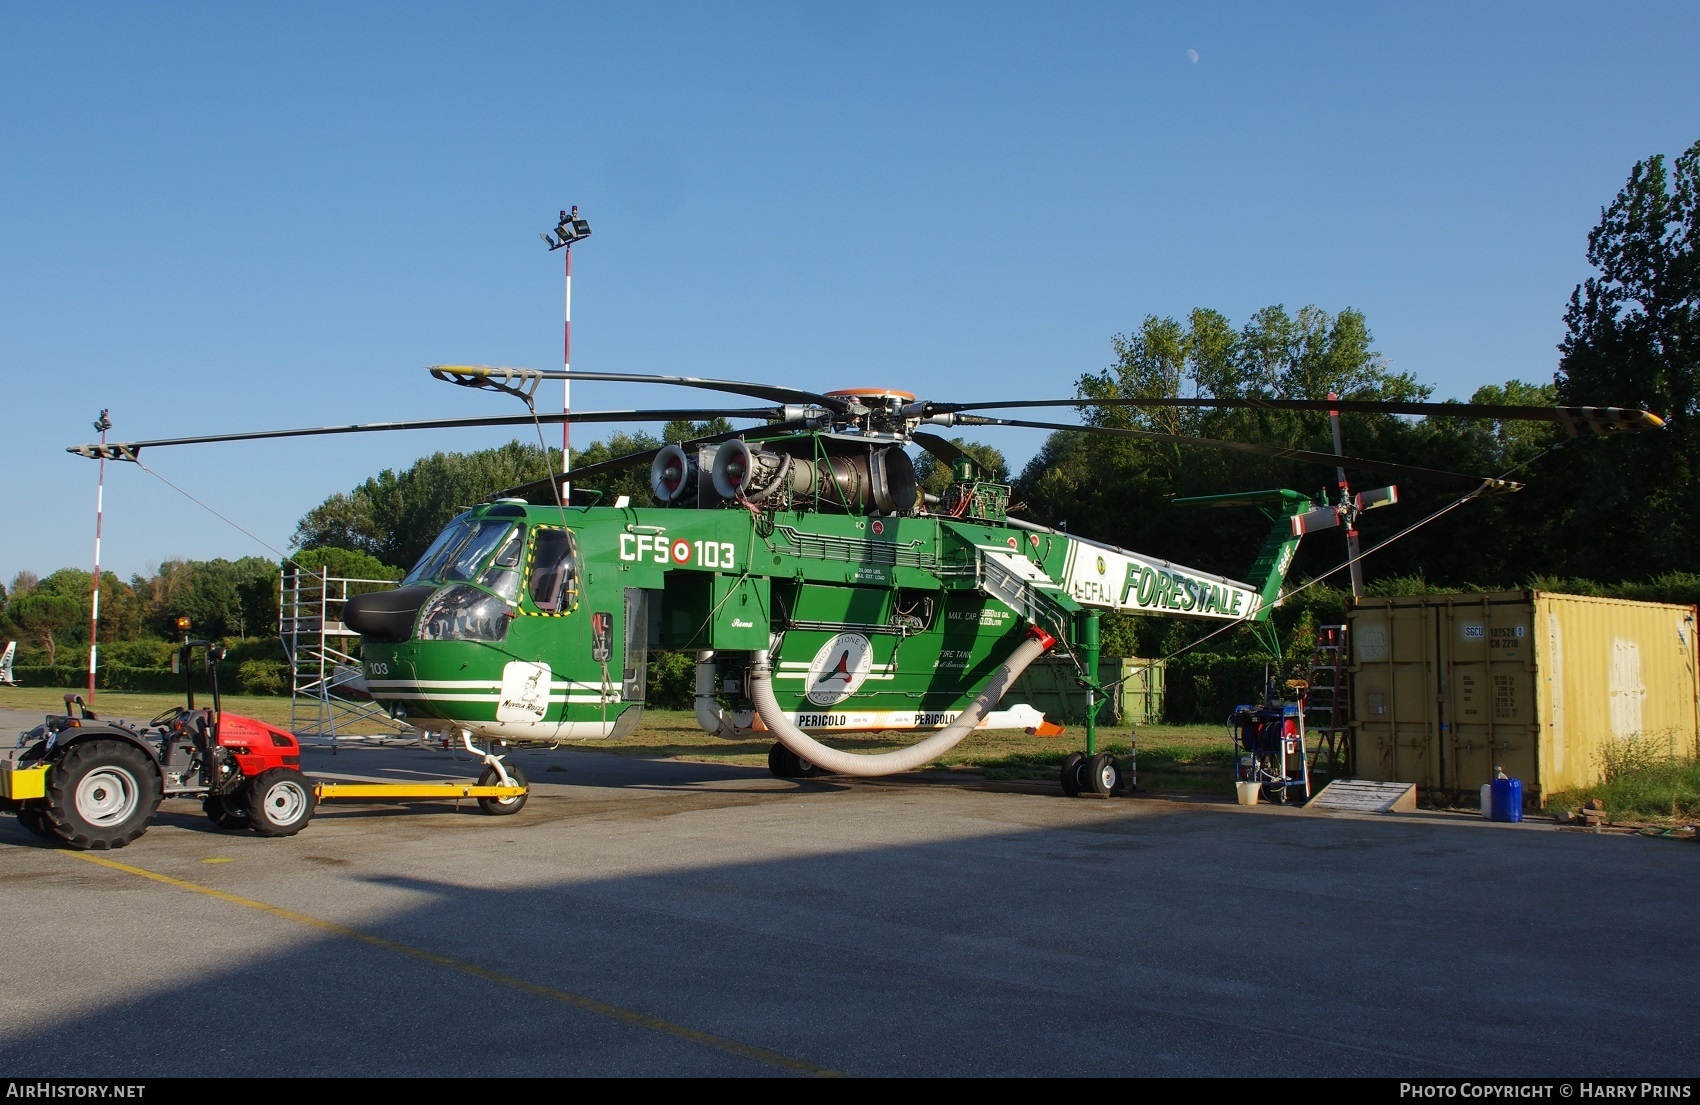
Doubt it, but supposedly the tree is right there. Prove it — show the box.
[135,557,276,640]
[1025,304,1433,582]
[291,546,402,583]
[294,440,558,570]
[571,431,664,506]
[293,434,695,570]
[1547,139,1700,580]
[660,417,735,443]
[10,591,79,664]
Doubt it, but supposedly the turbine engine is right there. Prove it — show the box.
[707,439,918,514]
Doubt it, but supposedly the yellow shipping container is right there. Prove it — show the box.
[1350,592,1699,806]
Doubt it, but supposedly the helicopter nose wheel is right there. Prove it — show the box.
[768,742,820,779]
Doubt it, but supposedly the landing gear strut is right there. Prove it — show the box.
[1056,611,1127,799]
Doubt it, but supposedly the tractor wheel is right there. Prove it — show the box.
[203,792,252,830]
[43,739,161,850]
[16,807,53,838]
[1086,752,1120,798]
[1059,751,1086,797]
[247,769,317,837]
[476,763,528,816]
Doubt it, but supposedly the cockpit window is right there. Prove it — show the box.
[402,515,473,585]
[477,525,526,601]
[402,517,519,587]
[441,521,513,583]
[527,528,579,613]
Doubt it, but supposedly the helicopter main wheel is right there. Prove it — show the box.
[476,763,528,815]
[1086,752,1120,798]
[1059,751,1087,797]
[768,742,817,779]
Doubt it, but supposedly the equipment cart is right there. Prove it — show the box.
[1230,699,1311,804]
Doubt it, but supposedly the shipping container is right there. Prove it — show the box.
[1350,592,1699,806]
[1008,656,1166,726]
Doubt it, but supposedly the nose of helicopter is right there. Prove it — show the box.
[342,584,438,642]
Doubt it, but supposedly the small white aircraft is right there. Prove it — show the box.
[0,641,16,686]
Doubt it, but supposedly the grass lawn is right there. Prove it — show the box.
[3,687,1242,795]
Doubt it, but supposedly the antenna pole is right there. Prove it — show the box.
[87,409,112,705]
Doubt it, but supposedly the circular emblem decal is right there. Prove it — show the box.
[671,539,691,563]
[1006,537,1018,549]
[805,633,874,707]
[871,520,885,535]
[1029,533,1041,548]
[1096,556,1106,575]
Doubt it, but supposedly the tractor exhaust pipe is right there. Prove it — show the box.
[747,628,1054,776]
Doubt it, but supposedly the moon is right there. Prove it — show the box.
[1187,48,1199,64]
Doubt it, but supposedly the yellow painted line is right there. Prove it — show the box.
[201,857,236,865]
[68,852,841,1078]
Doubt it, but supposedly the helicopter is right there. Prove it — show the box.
[67,358,1664,798]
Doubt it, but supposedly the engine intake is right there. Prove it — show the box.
[710,440,917,514]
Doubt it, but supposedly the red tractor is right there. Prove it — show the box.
[3,641,316,849]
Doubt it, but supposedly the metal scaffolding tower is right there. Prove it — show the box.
[280,566,417,747]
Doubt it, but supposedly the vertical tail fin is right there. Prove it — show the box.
[1170,490,1314,620]
[0,641,16,685]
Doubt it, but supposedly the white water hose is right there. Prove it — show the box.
[748,628,1055,776]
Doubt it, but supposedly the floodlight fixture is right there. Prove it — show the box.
[542,206,592,251]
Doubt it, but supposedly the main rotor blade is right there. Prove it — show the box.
[491,421,808,501]
[430,365,848,412]
[927,397,1664,435]
[910,431,988,479]
[953,414,1517,491]
[66,408,786,460]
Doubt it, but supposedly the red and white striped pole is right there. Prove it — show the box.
[571,232,578,486]
[544,206,589,495]
[88,408,112,705]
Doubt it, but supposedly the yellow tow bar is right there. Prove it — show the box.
[313,781,527,801]
[4,763,525,805]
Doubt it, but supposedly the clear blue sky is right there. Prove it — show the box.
[3,2,1696,585]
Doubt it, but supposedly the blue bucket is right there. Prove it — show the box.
[1490,777,1523,823]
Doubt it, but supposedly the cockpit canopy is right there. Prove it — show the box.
[345,509,578,644]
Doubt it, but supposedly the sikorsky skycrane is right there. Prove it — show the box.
[61,359,1664,800]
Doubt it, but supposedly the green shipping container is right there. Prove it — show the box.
[1008,656,1165,726]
